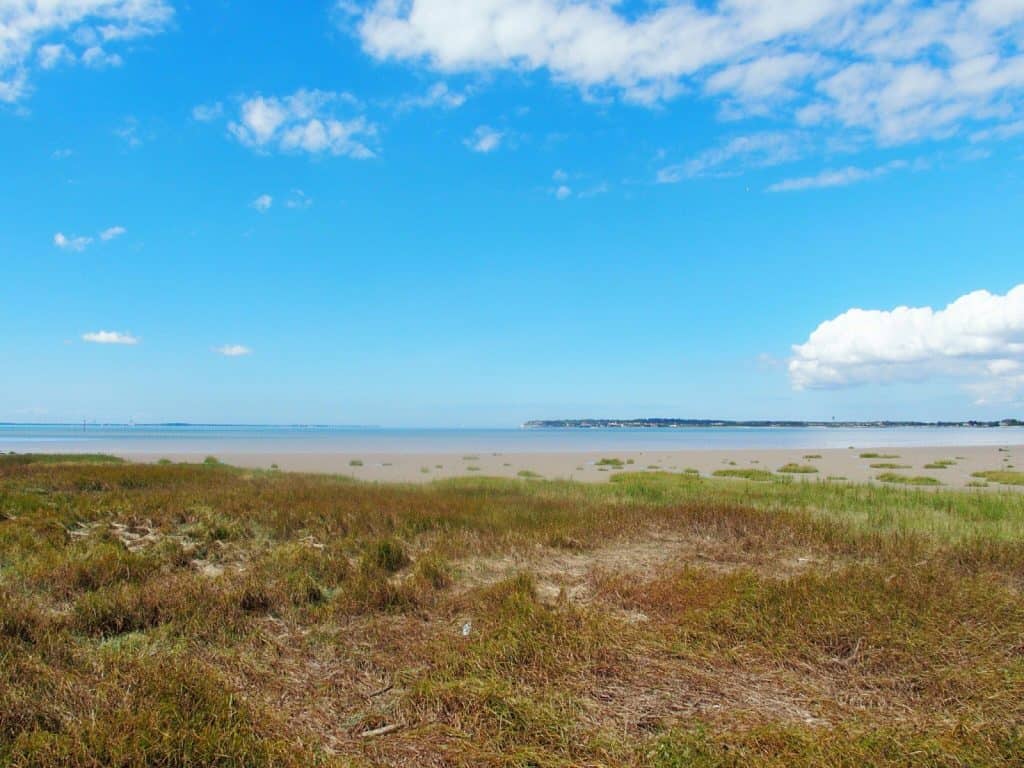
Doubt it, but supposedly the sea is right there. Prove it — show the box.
[1,424,1022,455]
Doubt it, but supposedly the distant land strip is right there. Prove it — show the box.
[523,419,1024,429]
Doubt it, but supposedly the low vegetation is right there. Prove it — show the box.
[711,468,777,482]
[876,472,943,486]
[777,463,819,474]
[2,455,1024,766]
[973,470,1024,486]
[859,452,900,459]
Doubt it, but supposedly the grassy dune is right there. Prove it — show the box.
[2,456,1024,766]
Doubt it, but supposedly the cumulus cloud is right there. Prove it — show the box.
[1,0,172,102]
[82,331,139,345]
[53,232,92,251]
[285,189,313,209]
[768,160,907,192]
[465,125,503,153]
[227,90,377,158]
[251,194,273,212]
[99,226,126,241]
[789,284,1024,402]
[216,344,252,357]
[349,0,1024,148]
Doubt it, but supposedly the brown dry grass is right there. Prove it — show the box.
[2,456,1024,766]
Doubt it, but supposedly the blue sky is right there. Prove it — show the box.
[2,0,1024,426]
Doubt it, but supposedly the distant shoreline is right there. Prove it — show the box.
[524,419,1024,429]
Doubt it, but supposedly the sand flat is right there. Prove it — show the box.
[123,443,1024,488]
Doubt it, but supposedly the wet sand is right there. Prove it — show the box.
[124,443,1024,489]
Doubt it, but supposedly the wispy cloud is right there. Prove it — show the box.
[191,102,224,122]
[396,82,467,111]
[465,125,503,153]
[215,344,252,357]
[54,233,92,251]
[768,161,908,192]
[99,225,126,241]
[658,132,801,183]
[251,194,273,212]
[82,331,139,345]
[2,0,172,104]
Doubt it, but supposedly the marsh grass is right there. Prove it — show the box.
[869,462,911,469]
[877,472,942,486]
[712,468,777,482]
[777,463,819,474]
[859,452,900,459]
[973,470,1024,486]
[2,458,1024,766]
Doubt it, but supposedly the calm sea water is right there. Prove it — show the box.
[1,424,1022,454]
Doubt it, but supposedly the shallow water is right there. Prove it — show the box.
[1,424,1022,455]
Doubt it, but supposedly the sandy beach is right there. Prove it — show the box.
[124,443,1024,489]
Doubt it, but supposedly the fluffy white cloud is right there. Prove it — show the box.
[768,160,907,191]
[554,184,571,200]
[215,344,252,357]
[789,284,1024,402]
[251,194,273,212]
[99,225,126,240]
[350,0,1024,146]
[285,189,312,209]
[227,90,377,158]
[1,0,172,102]
[465,125,503,153]
[53,232,91,251]
[82,330,139,345]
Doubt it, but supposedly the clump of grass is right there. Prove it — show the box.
[924,459,956,469]
[0,453,125,466]
[860,452,899,459]
[802,454,822,460]
[466,465,481,472]
[777,463,819,474]
[362,538,410,573]
[517,470,542,479]
[596,458,625,468]
[870,462,911,469]
[877,472,942,486]
[462,455,480,461]
[202,455,222,466]
[712,468,776,482]
[349,459,363,467]
[972,470,1024,486]
[683,468,700,475]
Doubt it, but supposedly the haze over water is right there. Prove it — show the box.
[2,424,1022,456]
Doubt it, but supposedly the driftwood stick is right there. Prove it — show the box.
[359,723,403,739]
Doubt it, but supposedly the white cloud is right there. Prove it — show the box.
[397,81,467,110]
[350,0,1024,148]
[465,125,503,153]
[99,225,126,240]
[251,194,273,212]
[789,284,1024,403]
[1,0,172,102]
[285,189,313,209]
[82,331,139,345]
[54,232,92,251]
[191,102,224,122]
[51,148,73,159]
[114,117,145,147]
[768,160,907,191]
[554,185,572,200]
[658,131,801,182]
[227,90,377,158]
[216,344,252,357]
